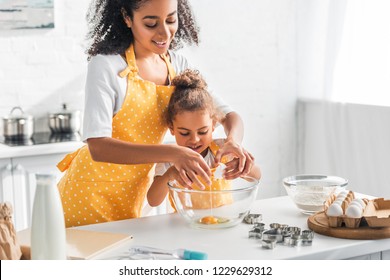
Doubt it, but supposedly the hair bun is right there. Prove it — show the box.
[172,69,207,90]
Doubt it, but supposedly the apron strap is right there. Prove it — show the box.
[119,44,139,78]
[160,53,176,82]
[119,44,176,81]
[57,148,82,172]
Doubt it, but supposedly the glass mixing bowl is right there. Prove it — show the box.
[168,176,259,229]
[283,174,348,214]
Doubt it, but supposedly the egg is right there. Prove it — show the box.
[350,198,366,208]
[345,204,362,218]
[327,203,343,216]
[348,201,361,209]
[337,191,348,198]
[335,195,346,202]
[333,198,345,204]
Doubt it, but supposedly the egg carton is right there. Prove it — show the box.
[324,192,390,229]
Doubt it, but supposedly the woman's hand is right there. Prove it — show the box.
[171,146,211,189]
[214,139,255,180]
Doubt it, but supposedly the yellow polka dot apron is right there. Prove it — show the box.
[169,141,233,210]
[57,45,175,227]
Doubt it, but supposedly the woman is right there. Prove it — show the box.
[57,0,254,227]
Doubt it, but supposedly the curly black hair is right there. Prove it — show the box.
[85,0,199,60]
[165,69,222,126]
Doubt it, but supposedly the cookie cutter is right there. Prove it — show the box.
[247,221,314,249]
[248,222,266,239]
[285,226,301,234]
[269,223,287,229]
[281,226,301,238]
[243,213,262,224]
[302,229,314,239]
[283,229,314,247]
[288,236,303,247]
[248,227,264,239]
[253,222,266,231]
[261,239,276,249]
[262,228,284,243]
[300,230,314,246]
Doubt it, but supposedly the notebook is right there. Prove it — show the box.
[17,228,133,260]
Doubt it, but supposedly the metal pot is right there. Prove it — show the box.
[2,107,34,140]
[49,103,81,133]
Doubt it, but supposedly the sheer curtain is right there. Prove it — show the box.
[297,0,390,197]
[297,0,390,105]
[332,0,390,106]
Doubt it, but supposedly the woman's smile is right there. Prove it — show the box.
[153,40,168,48]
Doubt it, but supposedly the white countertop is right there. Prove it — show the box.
[78,196,390,260]
[0,141,84,159]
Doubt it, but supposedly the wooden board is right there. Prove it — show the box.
[17,228,133,260]
[307,211,390,240]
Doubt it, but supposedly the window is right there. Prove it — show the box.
[331,0,390,106]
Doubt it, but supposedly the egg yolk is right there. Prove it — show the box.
[200,216,219,224]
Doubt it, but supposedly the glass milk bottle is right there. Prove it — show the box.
[31,174,67,260]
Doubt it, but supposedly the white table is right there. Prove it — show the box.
[79,196,390,260]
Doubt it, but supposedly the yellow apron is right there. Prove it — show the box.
[57,45,175,227]
[169,141,233,210]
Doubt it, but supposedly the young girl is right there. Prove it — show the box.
[147,69,261,208]
[57,0,255,227]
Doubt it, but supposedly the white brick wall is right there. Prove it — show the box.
[184,0,298,198]
[0,0,89,132]
[0,0,298,198]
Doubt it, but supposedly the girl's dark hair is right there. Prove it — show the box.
[86,0,199,59]
[166,69,221,126]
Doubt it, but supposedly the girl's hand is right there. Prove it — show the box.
[214,139,255,180]
[171,146,211,189]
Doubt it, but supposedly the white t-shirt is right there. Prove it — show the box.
[82,51,233,141]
